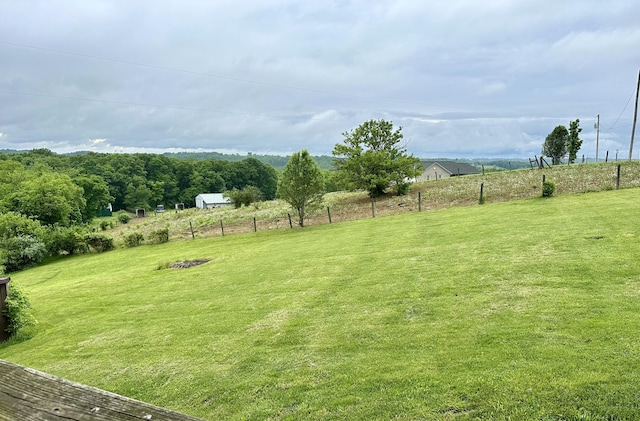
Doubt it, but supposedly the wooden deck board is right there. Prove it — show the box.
[0,360,204,421]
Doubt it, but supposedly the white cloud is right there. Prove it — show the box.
[0,0,638,158]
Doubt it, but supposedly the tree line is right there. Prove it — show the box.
[1,149,279,213]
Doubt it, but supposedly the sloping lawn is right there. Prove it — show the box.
[2,189,640,420]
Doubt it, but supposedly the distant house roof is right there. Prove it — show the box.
[421,161,480,175]
[195,193,230,205]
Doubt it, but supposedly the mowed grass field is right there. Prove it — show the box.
[2,188,640,420]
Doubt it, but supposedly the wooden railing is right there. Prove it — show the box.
[0,359,204,421]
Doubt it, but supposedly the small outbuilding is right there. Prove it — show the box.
[195,193,231,209]
[417,161,480,181]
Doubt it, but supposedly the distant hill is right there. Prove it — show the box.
[163,151,335,170]
[1,147,530,171]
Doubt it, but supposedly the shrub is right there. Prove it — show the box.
[45,227,87,255]
[117,213,132,224]
[148,228,169,244]
[83,233,115,252]
[2,283,37,336]
[0,235,47,273]
[123,232,144,248]
[100,220,113,230]
[542,180,556,197]
[395,182,411,196]
[224,186,264,208]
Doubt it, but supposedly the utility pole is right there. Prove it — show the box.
[595,114,600,162]
[629,69,640,161]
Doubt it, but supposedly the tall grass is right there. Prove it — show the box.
[3,188,640,419]
[108,161,640,244]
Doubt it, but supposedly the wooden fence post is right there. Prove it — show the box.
[189,221,195,239]
[253,217,257,232]
[617,164,621,189]
[0,278,10,342]
[371,199,376,218]
[220,220,224,237]
[288,213,293,228]
[479,183,485,204]
[327,207,332,223]
[418,192,422,212]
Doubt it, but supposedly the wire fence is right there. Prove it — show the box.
[115,161,640,244]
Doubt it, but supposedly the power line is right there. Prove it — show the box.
[604,87,635,132]
[0,40,437,108]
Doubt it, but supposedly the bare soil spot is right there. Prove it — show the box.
[169,259,211,269]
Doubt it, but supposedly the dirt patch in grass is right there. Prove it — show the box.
[169,259,211,269]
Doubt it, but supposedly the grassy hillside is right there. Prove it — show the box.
[107,161,640,245]
[2,188,640,419]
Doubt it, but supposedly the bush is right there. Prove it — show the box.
[2,283,37,336]
[542,180,556,197]
[45,227,87,255]
[123,232,144,248]
[117,213,132,224]
[83,233,115,252]
[148,228,169,244]
[100,220,113,230]
[0,235,47,273]
[224,186,264,208]
[395,182,411,196]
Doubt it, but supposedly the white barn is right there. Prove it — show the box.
[195,193,231,209]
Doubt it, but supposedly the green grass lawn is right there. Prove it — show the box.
[3,189,640,420]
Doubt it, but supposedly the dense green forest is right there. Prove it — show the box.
[1,149,279,212]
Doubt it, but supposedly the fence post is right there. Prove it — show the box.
[418,191,422,212]
[479,183,484,204]
[0,278,10,342]
[371,198,376,218]
[617,164,621,189]
[253,217,257,232]
[327,207,332,223]
[288,213,293,228]
[220,220,225,237]
[189,221,195,239]
[606,151,609,162]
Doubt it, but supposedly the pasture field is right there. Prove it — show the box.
[107,160,640,243]
[2,188,640,419]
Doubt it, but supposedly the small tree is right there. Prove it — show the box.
[277,150,325,227]
[567,119,583,164]
[333,119,421,197]
[542,125,569,165]
[3,283,37,336]
[224,186,264,208]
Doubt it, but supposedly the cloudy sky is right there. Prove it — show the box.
[1,1,639,159]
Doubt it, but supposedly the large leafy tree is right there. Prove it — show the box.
[542,125,569,165]
[333,119,421,197]
[277,150,325,227]
[7,169,85,226]
[73,174,113,221]
[567,119,583,164]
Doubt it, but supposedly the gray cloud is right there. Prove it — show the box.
[1,0,638,159]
